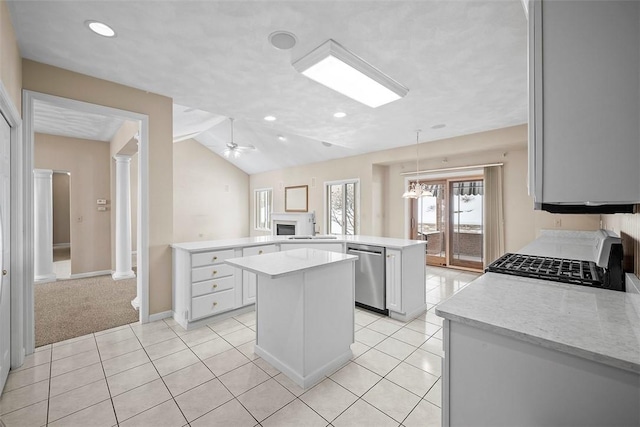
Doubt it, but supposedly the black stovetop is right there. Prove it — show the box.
[486,253,605,288]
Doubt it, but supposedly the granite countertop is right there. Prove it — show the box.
[436,272,640,374]
[171,235,427,252]
[225,248,357,279]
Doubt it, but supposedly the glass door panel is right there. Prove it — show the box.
[410,181,446,266]
[449,179,484,269]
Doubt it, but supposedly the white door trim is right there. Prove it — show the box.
[0,82,24,369]
[22,90,150,355]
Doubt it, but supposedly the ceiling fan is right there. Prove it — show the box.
[223,118,255,158]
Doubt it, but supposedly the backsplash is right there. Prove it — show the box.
[601,209,640,277]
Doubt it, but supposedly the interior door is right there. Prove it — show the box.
[449,179,484,269]
[0,115,11,394]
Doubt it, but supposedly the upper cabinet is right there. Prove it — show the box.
[529,0,640,210]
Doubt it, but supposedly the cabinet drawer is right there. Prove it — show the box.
[192,263,235,283]
[242,244,278,257]
[191,249,236,268]
[192,276,235,298]
[191,288,235,320]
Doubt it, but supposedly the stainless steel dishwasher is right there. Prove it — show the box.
[346,244,387,315]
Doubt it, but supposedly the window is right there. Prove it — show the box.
[326,179,358,235]
[254,188,272,231]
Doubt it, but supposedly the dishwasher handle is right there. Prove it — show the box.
[347,248,383,256]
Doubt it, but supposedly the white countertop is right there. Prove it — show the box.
[225,248,357,279]
[436,272,640,374]
[171,235,426,252]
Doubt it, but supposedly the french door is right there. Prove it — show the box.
[410,182,446,266]
[410,177,484,270]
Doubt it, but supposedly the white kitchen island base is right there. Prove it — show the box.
[226,248,357,389]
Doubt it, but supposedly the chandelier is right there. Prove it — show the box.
[402,130,433,199]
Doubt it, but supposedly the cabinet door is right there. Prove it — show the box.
[530,0,640,205]
[385,249,402,312]
[242,245,278,305]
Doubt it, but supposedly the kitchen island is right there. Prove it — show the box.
[226,248,357,389]
[436,231,640,426]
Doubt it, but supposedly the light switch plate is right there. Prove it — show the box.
[97,199,107,205]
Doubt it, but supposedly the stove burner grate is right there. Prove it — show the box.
[486,253,604,287]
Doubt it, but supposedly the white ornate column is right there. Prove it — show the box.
[34,169,56,283]
[112,155,136,281]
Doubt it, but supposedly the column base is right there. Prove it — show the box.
[112,270,136,281]
[34,273,57,284]
[131,296,140,311]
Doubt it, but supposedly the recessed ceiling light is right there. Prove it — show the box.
[431,124,446,129]
[264,115,277,122]
[333,112,347,118]
[277,135,287,141]
[269,31,297,50]
[293,39,408,108]
[85,20,116,38]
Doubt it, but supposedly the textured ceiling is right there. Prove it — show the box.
[9,1,528,174]
[34,100,125,142]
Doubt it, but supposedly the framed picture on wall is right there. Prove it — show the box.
[285,185,308,212]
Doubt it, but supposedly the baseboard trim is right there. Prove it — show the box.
[68,270,111,279]
[53,243,70,249]
[389,303,428,322]
[173,305,255,331]
[148,310,172,323]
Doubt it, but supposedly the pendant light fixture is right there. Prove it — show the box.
[402,130,433,199]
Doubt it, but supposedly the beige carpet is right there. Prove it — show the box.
[35,274,138,347]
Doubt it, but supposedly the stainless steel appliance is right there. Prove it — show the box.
[346,244,387,314]
[486,231,625,291]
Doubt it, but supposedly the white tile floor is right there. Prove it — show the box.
[0,266,479,427]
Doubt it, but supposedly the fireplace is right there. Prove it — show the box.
[272,212,315,236]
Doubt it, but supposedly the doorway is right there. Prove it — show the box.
[410,176,484,271]
[24,91,150,354]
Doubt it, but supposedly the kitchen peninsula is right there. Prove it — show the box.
[225,248,357,388]
[171,235,426,329]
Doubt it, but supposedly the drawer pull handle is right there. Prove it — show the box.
[259,250,263,254]
[212,256,218,261]
[212,270,217,275]
[212,302,218,307]
[212,284,218,289]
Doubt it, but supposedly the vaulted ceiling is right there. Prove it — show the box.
[9,1,528,174]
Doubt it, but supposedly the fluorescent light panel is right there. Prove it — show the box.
[293,39,408,108]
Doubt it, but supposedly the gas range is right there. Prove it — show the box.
[486,230,625,292]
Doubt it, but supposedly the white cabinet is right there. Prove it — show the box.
[172,247,241,328]
[384,245,426,321]
[385,249,402,312]
[242,244,278,306]
[442,319,640,426]
[529,0,640,206]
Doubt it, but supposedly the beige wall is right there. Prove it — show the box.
[52,172,70,245]
[23,60,174,315]
[0,0,21,111]
[173,139,249,242]
[250,125,600,255]
[35,133,111,274]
